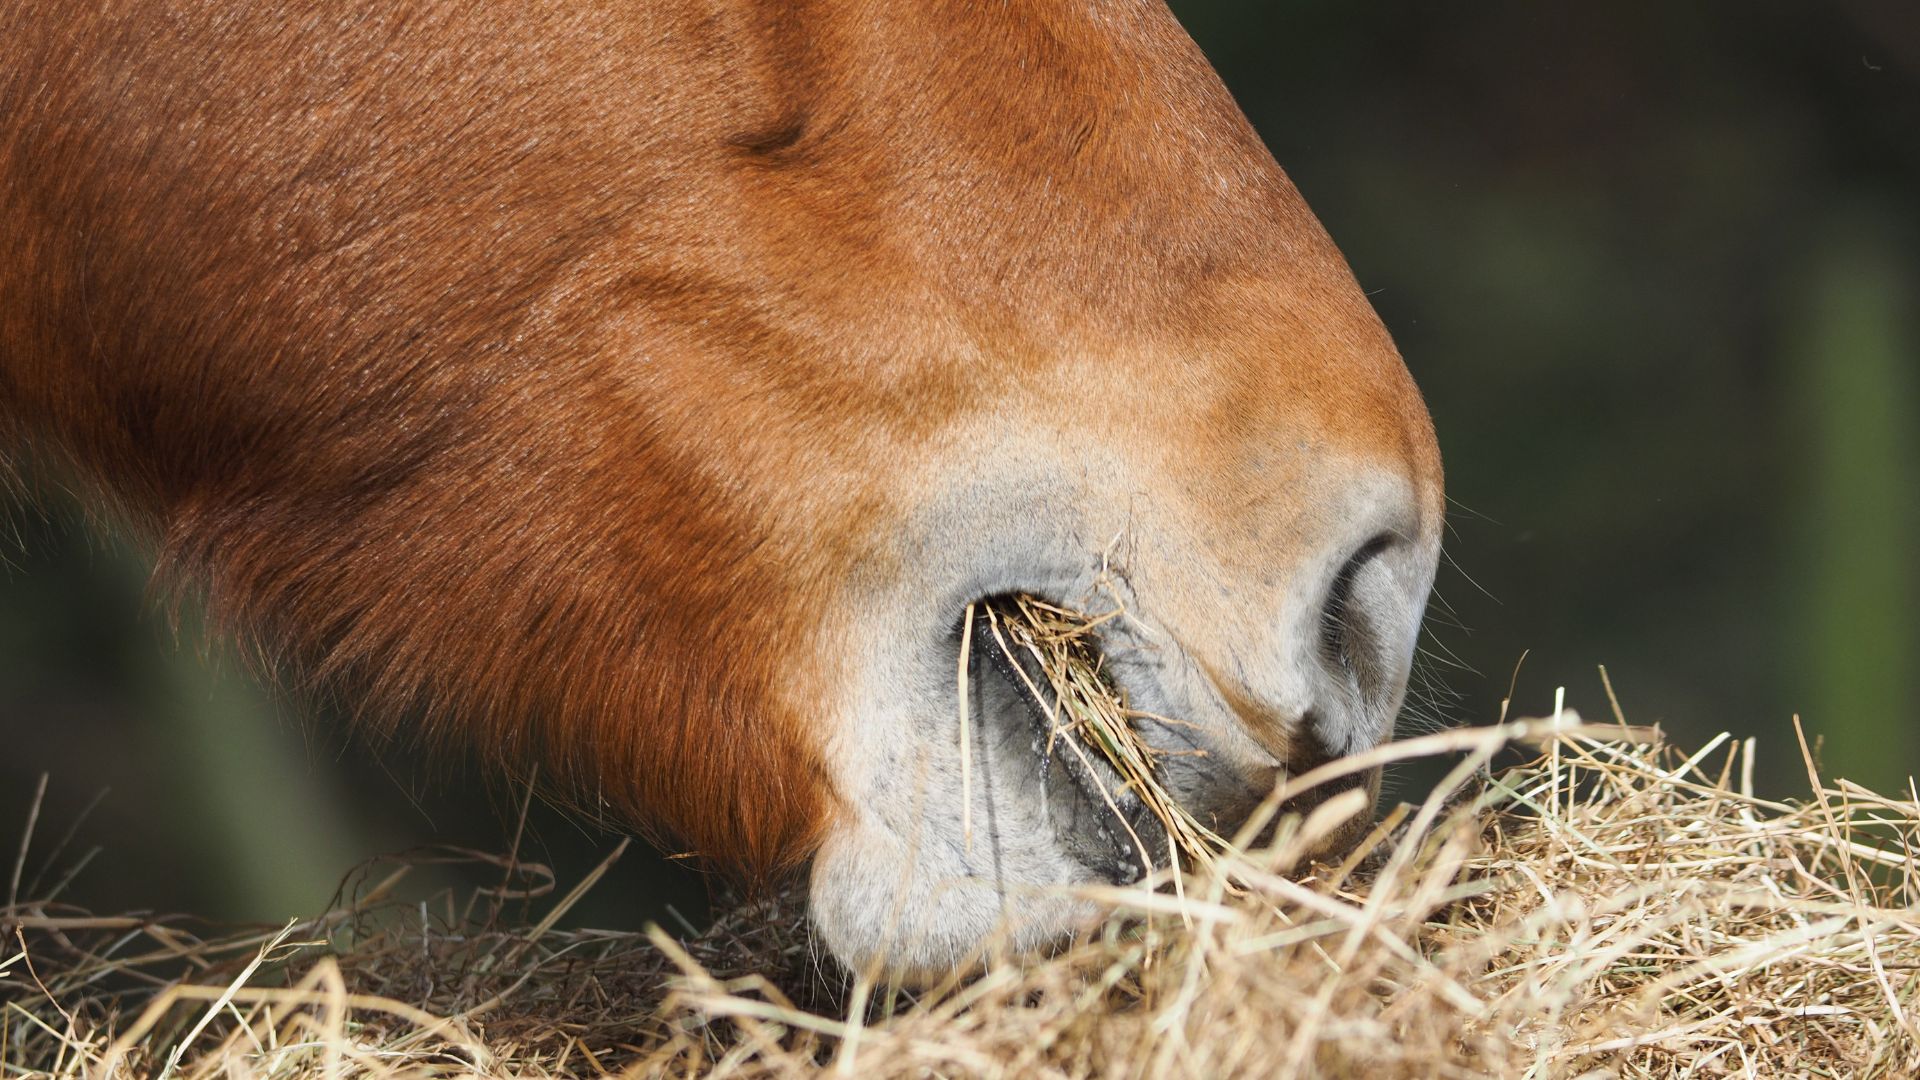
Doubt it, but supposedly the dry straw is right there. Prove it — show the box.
[976,594,1234,879]
[4,606,1918,1078]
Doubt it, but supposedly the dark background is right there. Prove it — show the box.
[4,0,1916,927]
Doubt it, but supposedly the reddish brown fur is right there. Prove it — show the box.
[0,2,1439,878]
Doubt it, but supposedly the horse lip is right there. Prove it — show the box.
[970,603,1165,885]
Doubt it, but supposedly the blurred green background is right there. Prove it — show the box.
[4,0,1916,924]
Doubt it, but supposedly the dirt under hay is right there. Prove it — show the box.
[5,705,1919,1078]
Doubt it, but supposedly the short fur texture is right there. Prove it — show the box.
[0,0,1443,954]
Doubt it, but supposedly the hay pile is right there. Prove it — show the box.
[6,692,1918,1076]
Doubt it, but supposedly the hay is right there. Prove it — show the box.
[6,673,1918,1076]
[977,594,1234,879]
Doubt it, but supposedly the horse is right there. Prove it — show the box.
[0,0,1443,971]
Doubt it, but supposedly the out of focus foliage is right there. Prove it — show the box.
[1173,0,1918,792]
[3,0,1915,921]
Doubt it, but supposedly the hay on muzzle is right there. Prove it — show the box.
[962,593,1237,881]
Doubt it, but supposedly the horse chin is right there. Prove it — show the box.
[804,816,1104,981]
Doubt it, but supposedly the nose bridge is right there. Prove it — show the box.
[1255,273,1447,538]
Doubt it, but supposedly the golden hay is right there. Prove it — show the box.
[5,666,1918,1077]
[976,593,1234,877]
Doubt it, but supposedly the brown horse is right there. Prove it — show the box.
[0,0,1443,971]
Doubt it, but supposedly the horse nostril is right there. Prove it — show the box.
[1317,533,1392,677]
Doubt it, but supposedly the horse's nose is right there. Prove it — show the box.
[1296,521,1432,763]
[1315,535,1397,718]
[1164,479,1435,793]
